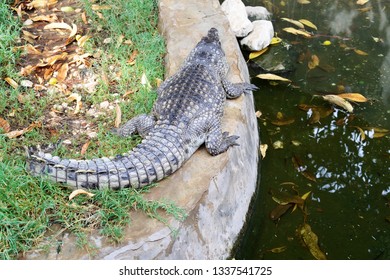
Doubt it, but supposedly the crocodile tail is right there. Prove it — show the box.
[27,127,186,190]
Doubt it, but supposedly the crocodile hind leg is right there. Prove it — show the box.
[112,114,156,138]
[205,126,239,156]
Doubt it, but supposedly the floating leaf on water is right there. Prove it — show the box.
[292,155,317,182]
[322,40,332,46]
[4,77,18,89]
[283,27,312,37]
[291,140,302,146]
[372,36,384,43]
[299,223,327,260]
[354,49,368,56]
[308,54,320,69]
[337,93,368,103]
[270,37,282,45]
[321,95,354,112]
[268,246,287,253]
[270,204,293,220]
[0,118,11,133]
[255,111,262,118]
[297,0,311,4]
[69,189,95,200]
[256,73,292,82]
[301,191,311,201]
[351,126,366,141]
[249,47,268,60]
[364,127,389,138]
[273,140,284,149]
[271,118,295,126]
[259,144,268,159]
[272,192,304,205]
[281,17,305,29]
[299,19,317,30]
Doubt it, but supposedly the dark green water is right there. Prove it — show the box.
[235,0,390,259]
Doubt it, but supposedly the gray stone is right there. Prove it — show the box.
[246,6,271,20]
[240,20,274,51]
[24,0,258,260]
[221,0,253,37]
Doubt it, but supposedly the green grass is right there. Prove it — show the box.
[0,0,187,260]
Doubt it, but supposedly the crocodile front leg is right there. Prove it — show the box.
[112,114,156,138]
[205,126,239,156]
[221,78,258,99]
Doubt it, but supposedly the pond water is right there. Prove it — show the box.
[235,0,390,259]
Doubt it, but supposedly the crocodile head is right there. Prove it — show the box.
[185,28,228,73]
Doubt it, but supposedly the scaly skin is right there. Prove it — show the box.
[27,28,257,190]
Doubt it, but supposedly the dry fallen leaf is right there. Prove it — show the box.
[283,27,312,37]
[297,0,311,4]
[299,19,317,30]
[0,118,11,133]
[259,144,268,159]
[4,121,41,139]
[248,47,268,60]
[4,77,18,89]
[56,63,69,83]
[299,223,327,260]
[356,0,369,5]
[80,140,91,156]
[281,17,305,29]
[44,22,73,31]
[322,94,354,113]
[256,73,292,82]
[69,189,95,200]
[67,93,82,114]
[115,103,122,128]
[337,93,368,103]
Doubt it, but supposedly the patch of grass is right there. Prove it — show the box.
[0,0,187,260]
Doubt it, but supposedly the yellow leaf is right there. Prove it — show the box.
[69,23,78,38]
[352,126,366,141]
[69,189,95,200]
[322,40,332,46]
[281,18,305,29]
[299,19,317,30]
[256,73,292,82]
[322,94,354,112]
[270,37,282,45]
[4,77,18,89]
[249,47,268,60]
[67,93,82,114]
[44,22,73,31]
[297,0,311,4]
[48,77,57,85]
[91,4,112,11]
[337,93,368,103]
[301,191,311,200]
[61,6,75,13]
[299,223,327,260]
[76,35,91,47]
[354,49,368,56]
[283,27,311,37]
[364,127,389,138]
[308,54,320,69]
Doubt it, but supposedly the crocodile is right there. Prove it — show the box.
[27,28,257,190]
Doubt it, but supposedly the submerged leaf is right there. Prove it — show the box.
[268,246,287,253]
[308,54,320,69]
[283,27,312,37]
[354,49,368,56]
[299,223,327,260]
[270,204,293,220]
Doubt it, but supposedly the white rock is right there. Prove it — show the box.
[221,0,253,37]
[246,6,271,20]
[240,20,274,51]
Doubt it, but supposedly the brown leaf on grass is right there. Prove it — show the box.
[127,50,138,65]
[4,77,18,89]
[67,93,82,114]
[115,104,122,128]
[44,22,73,31]
[27,0,58,9]
[56,63,69,83]
[69,23,78,38]
[0,118,11,133]
[22,30,38,40]
[81,12,88,24]
[80,140,91,156]
[4,122,41,139]
[30,15,57,22]
[25,44,41,55]
[69,189,95,200]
